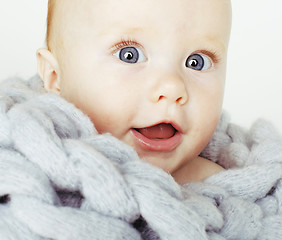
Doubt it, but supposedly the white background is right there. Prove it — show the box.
[0,0,282,131]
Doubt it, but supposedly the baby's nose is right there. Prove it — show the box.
[149,72,188,105]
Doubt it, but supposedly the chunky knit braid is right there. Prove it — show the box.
[0,76,281,239]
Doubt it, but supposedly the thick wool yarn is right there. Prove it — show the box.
[0,76,281,240]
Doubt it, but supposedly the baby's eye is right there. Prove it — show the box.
[185,53,212,71]
[113,46,146,64]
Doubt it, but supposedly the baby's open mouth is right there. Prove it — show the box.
[135,123,177,140]
[131,123,182,151]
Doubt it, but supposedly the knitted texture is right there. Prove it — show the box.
[0,76,281,239]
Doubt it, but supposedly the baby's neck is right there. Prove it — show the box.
[172,156,224,184]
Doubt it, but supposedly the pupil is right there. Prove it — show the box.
[124,52,133,60]
[190,59,198,67]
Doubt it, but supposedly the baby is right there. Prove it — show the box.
[37,0,232,184]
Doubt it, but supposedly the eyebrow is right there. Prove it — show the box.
[205,36,228,51]
[198,36,228,53]
[98,26,145,37]
[123,27,144,35]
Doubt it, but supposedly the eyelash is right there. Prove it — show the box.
[195,50,220,65]
[111,38,143,53]
[110,39,220,66]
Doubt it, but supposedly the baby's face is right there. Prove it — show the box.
[47,0,231,175]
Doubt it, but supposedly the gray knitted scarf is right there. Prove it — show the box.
[0,76,281,240]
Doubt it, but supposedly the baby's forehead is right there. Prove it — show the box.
[53,0,230,21]
[49,0,231,51]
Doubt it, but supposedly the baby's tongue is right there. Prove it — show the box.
[138,123,176,139]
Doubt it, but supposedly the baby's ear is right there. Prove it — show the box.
[37,48,61,94]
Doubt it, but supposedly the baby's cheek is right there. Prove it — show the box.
[89,113,113,134]
[88,110,123,137]
[192,123,217,155]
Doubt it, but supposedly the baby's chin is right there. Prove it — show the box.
[134,149,184,174]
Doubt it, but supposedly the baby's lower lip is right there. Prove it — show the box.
[130,128,182,152]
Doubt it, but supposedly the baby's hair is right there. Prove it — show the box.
[46,0,54,50]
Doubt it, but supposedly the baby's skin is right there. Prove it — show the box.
[37,0,232,184]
